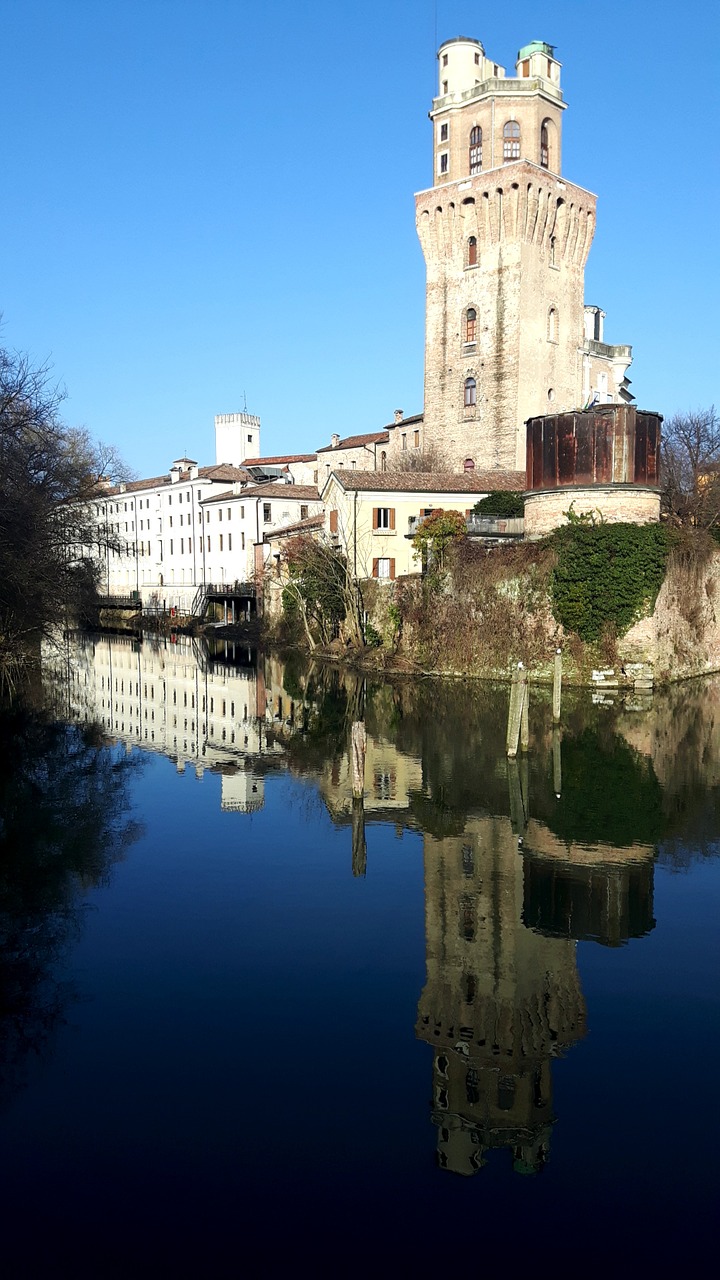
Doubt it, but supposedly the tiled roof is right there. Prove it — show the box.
[316,431,390,454]
[197,464,250,481]
[243,454,317,465]
[264,514,325,540]
[101,464,250,497]
[201,483,320,504]
[104,474,170,495]
[381,412,424,430]
[322,469,526,495]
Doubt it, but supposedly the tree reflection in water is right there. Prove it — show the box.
[0,706,142,1107]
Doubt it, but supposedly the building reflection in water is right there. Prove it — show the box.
[44,635,678,1178]
[42,632,305,814]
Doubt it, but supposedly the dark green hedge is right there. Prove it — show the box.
[474,490,525,518]
[550,522,672,641]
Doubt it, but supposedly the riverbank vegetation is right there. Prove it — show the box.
[274,511,719,682]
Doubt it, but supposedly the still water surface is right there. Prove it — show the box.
[1,632,718,1271]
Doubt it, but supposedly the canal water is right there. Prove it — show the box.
[0,632,718,1272]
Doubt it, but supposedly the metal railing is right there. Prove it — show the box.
[204,582,257,598]
[100,594,139,609]
[466,516,525,536]
[407,515,524,538]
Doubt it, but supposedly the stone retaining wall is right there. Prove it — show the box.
[524,485,661,537]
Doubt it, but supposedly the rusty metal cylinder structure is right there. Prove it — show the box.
[525,405,661,491]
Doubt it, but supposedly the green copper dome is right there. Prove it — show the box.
[517,40,556,60]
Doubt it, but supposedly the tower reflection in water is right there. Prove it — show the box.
[416,817,586,1175]
[415,761,656,1176]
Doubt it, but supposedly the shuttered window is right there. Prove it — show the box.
[372,507,395,530]
[372,558,395,580]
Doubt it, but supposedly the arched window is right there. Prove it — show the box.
[380,451,387,472]
[548,307,558,342]
[465,308,477,343]
[464,377,477,407]
[467,235,477,266]
[503,120,520,162]
[463,458,475,471]
[550,234,557,267]
[540,122,549,168]
[469,126,482,174]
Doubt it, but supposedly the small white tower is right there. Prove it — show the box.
[214,411,261,467]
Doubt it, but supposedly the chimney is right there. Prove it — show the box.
[331,433,340,448]
[394,409,404,424]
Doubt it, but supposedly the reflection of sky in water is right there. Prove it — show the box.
[0,634,717,1269]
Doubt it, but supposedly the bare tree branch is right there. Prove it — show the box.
[661,407,720,529]
[0,341,133,677]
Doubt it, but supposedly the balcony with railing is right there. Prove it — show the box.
[407,515,524,539]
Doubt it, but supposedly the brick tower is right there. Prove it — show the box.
[416,35,631,472]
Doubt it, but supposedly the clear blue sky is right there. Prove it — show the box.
[1,0,717,476]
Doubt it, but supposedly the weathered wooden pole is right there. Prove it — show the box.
[553,648,562,724]
[351,720,366,799]
[506,664,527,758]
[520,669,529,752]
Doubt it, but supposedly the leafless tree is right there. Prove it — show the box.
[0,342,132,686]
[661,407,720,528]
[385,443,451,473]
[268,532,366,649]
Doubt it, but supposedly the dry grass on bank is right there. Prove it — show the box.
[393,540,559,676]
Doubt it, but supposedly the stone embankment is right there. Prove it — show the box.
[620,547,720,682]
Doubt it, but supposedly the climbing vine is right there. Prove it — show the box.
[550,522,673,641]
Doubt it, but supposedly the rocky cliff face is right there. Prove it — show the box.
[621,547,720,682]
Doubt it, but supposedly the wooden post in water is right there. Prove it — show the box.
[351,720,366,799]
[553,648,562,723]
[520,669,529,752]
[506,663,527,758]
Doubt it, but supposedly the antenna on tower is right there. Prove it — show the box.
[243,390,248,413]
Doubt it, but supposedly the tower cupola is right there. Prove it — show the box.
[515,41,562,88]
[436,36,504,100]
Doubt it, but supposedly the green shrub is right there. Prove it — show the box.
[412,509,467,572]
[550,522,672,641]
[474,491,525,518]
